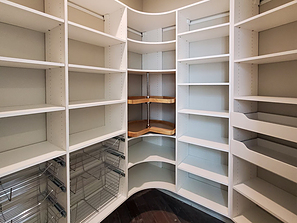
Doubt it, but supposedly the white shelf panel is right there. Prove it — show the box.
[178,23,229,42]
[234,178,297,223]
[178,136,229,152]
[178,156,228,185]
[178,109,229,118]
[235,50,297,64]
[128,141,175,168]
[0,56,64,69]
[232,139,297,183]
[0,0,63,33]
[233,206,282,223]
[178,0,229,22]
[128,134,176,141]
[68,21,125,47]
[128,163,175,197]
[69,0,124,15]
[178,83,229,86]
[128,69,176,75]
[128,38,176,54]
[69,128,126,152]
[69,99,125,110]
[231,112,297,143]
[235,1,297,32]
[178,176,228,217]
[0,141,66,178]
[127,8,176,33]
[0,104,65,118]
[179,54,229,65]
[234,96,297,105]
[68,64,124,74]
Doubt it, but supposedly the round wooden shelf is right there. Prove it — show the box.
[128,96,176,104]
[128,120,175,137]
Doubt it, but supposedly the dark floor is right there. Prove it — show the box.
[102,189,224,223]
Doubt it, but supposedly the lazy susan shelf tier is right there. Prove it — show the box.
[128,96,176,104]
[128,120,175,137]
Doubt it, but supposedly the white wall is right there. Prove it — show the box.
[142,0,202,12]
[119,0,143,11]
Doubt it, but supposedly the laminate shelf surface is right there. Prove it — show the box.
[69,99,126,110]
[128,141,175,168]
[128,39,176,54]
[178,136,229,152]
[68,21,125,47]
[128,120,175,137]
[0,141,66,178]
[0,56,64,69]
[128,96,176,104]
[178,177,228,217]
[233,207,282,223]
[68,64,125,74]
[127,134,176,141]
[234,178,297,223]
[234,50,297,64]
[69,0,123,15]
[178,23,229,42]
[178,109,229,118]
[178,54,229,64]
[235,0,297,32]
[128,69,176,75]
[0,104,65,118]
[69,128,126,152]
[0,0,63,33]
[178,156,228,185]
[234,96,297,105]
[128,163,175,197]
[178,83,229,86]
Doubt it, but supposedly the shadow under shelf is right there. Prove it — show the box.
[128,120,175,137]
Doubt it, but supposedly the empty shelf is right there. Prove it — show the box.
[178,156,228,185]
[128,96,176,104]
[0,0,63,33]
[68,64,125,74]
[178,109,229,118]
[128,120,175,137]
[69,99,126,110]
[0,104,65,118]
[68,21,125,47]
[0,56,64,69]
[128,69,176,75]
[235,50,297,64]
[234,96,297,105]
[178,135,229,152]
[234,178,297,223]
[128,141,175,168]
[235,1,297,32]
[128,39,176,54]
[179,54,229,64]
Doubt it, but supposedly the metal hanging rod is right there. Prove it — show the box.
[187,12,229,25]
[68,2,104,20]
[127,27,143,37]
[163,25,176,32]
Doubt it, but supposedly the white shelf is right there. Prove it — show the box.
[128,69,176,75]
[127,134,176,141]
[0,0,63,33]
[235,1,297,32]
[68,64,124,74]
[0,56,64,69]
[178,156,228,185]
[178,109,229,118]
[234,178,297,223]
[0,141,66,178]
[179,54,229,64]
[69,128,126,152]
[68,21,125,47]
[178,175,228,217]
[178,83,229,86]
[231,112,297,143]
[234,96,297,105]
[128,141,175,168]
[69,99,125,110]
[235,50,297,64]
[232,139,297,183]
[233,207,282,223]
[127,8,176,32]
[0,104,65,118]
[178,23,229,42]
[128,163,175,197]
[128,38,176,54]
[178,135,229,152]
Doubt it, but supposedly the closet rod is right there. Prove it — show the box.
[68,2,104,20]
[188,12,229,25]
